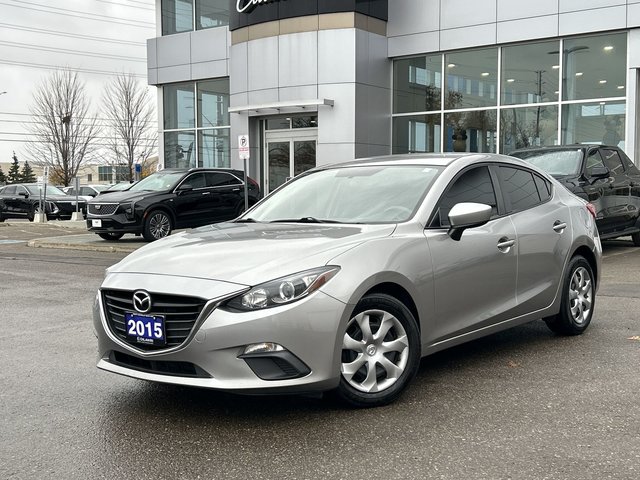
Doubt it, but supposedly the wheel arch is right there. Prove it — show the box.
[144,204,176,225]
[571,244,598,289]
[360,282,421,332]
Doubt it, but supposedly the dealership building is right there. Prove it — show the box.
[148,0,640,192]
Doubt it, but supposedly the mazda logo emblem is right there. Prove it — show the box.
[133,291,152,313]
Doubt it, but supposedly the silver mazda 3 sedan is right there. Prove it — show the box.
[94,154,602,407]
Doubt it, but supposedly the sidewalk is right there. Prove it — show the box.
[2,219,146,253]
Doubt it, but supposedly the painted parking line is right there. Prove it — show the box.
[0,240,26,244]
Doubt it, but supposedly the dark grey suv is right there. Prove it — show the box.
[86,168,261,241]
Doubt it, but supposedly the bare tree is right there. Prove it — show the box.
[102,73,157,182]
[25,69,100,186]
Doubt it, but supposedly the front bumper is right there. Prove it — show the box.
[94,273,350,394]
[87,213,141,234]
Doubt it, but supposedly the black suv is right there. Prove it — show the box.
[510,145,640,245]
[0,183,87,221]
[86,168,261,241]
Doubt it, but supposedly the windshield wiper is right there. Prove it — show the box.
[235,218,257,223]
[269,217,342,224]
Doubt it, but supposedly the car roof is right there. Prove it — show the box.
[511,144,620,154]
[317,153,516,169]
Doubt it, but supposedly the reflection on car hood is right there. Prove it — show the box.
[45,194,86,203]
[108,222,396,286]
[88,190,162,203]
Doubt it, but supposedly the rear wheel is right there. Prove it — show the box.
[143,210,172,241]
[98,232,124,241]
[544,255,595,335]
[336,293,420,408]
[632,232,640,247]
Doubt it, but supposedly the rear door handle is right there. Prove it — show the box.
[202,192,211,195]
[497,237,515,252]
[553,221,567,233]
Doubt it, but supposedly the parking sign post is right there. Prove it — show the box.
[71,176,83,221]
[238,135,250,212]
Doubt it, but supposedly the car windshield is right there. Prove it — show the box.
[92,185,108,192]
[128,172,184,192]
[26,185,66,196]
[244,165,442,224]
[511,149,583,176]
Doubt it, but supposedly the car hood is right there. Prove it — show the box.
[46,194,86,203]
[108,222,396,286]
[89,190,163,203]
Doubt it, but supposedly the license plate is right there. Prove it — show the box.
[92,219,102,227]
[125,313,166,346]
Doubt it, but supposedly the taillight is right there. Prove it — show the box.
[248,177,259,187]
[586,202,596,219]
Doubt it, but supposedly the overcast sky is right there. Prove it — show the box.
[0,0,157,164]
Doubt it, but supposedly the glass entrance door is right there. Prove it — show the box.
[265,130,317,193]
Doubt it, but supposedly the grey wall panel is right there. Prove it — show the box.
[156,65,192,84]
[191,60,228,80]
[560,0,625,12]
[316,143,355,166]
[247,37,280,91]
[388,31,440,57]
[318,29,356,84]
[559,5,626,36]
[190,27,229,64]
[230,43,248,94]
[355,84,391,148]
[157,33,191,68]
[628,28,640,67]
[148,68,158,86]
[147,38,158,69]
[230,92,249,108]
[278,32,318,87]
[440,24,497,51]
[279,85,319,101]
[317,83,356,144]
[356,143,391,159]
[629,5,640,27]
[387,0,439,37]
[247,88,279,105]
[441,0,497,30]
[367,33,391,89]
[497,15,560,44]
[497,0,559,22]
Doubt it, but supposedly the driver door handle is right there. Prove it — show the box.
[497,237,515,252]
[553,221,567,233]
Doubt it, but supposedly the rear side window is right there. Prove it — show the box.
[499,167,541,213]
[431,166,497,227]
[207,172,241,187]
[534,174,551,202]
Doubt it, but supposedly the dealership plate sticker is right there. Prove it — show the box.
[92,219,102,227]
[125,313,166,346]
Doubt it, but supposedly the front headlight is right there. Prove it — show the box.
[225,266,340,311]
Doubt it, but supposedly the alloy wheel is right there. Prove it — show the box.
[149,212,171,239]
[569,266,592,325]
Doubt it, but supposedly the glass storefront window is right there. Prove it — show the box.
[501,41,559,105]
[162,0,194,35]
[164,83,195,130]
[563,33,627,101]
[445,48,498,109]
[562,101,626,148]
[196,0,229,29]
[392,114,441,154]
[393,55,442,113]
[198,129,230,168]
[164,131,196,168]
[500,106,558,154]
[197,79,229,128]
[444,110,497,153]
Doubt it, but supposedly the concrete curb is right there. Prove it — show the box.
[1,220,87,229]
[28,235,142,253]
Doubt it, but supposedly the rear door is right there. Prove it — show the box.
[497,166,572,314]
[581,149,611,232]
[172,172,210,227]
[205,172,244,223]
[600,148,634,230]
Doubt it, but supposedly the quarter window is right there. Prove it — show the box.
[499,167,540,212]
[432,166,497,227]
[534,174,552,202]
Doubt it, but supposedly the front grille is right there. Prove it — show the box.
[102,289,207,351]
[110,351,210,378]
[89,203,118,215]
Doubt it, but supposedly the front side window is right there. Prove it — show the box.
[600,149,625,175]
[433,166,497,227]
[585,150,606,177]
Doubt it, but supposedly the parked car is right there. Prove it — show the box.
[63,184,109,202]
[86,168,261,241]
[510,145,640,245]
[0,183,87,221]
[94,153,601,407]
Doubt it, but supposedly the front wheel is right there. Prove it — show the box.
[143,210,173,241]
[98,232,124,241]
[336,293,421,408]
[544,255,595,335]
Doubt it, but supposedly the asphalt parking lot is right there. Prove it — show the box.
[0,222,638,479]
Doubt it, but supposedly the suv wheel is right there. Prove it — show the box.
[98,232,124,241]
[336,293,420,408]
[143,210,172,241]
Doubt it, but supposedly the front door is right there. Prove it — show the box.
[265,130,317,193]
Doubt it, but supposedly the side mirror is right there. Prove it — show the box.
[177,183,193,194]
[18,191,28,197]
[589,165,610,180]
[447,202,492,241]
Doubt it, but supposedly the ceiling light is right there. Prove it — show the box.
[575,72,583,77]
[599,80,607,84]
[604,46,614,51]
[552,65,560,69]
[481,72,490,77]
[447,63,456,68]
[618,85,625,89]
[506,78,515,83]
[554,91,559,95]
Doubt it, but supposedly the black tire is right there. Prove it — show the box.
[98,232,124,241]
[632,232,640,247]
[544,255,595,336]
[335,293,421,408]
[143,209,173,242]
[27,204,42,222]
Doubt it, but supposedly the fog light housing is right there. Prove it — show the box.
[239,344,311,380]
[243,342,285,355]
